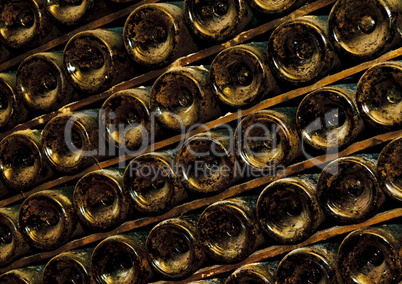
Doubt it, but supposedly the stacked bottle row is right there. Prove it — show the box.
[1,217,401,283]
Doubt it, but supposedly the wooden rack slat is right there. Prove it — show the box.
[1,129,400,274]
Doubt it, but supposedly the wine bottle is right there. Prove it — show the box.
[250,0,306,15]
[43,248,93,284]
[123,2,198,67]
[0,44,11,63]
[16,51,77,113]
[0,0,55,49]
[0,205,32,266]
[91,232,153,284]
[190,280,224,284]
[378,137,402,202]
[183,0,253,42]
[45,0,94,26]
[225,262,277,283]
[146,215,206,279]
[356,61,402,129]
[63,28,134,94]
[267,16,340,86]
[296,84,365,151]
[0,266,43,284]
[150,65,221,131]
[100,87,160,151]
[176,130,237,194]
[234,108,301,173]
[328,0,402,61]
[123,151,187,215]
[74,168,130,231]
[276,243,343,283]
[256,175,324,244]
[0,179,9,200]
[41,110,100,174]
[338,224,402,284]
[19,187,84,250]
[317,154,386,224]
[0,72,29,130]
[197,196,264,263]
[210,42,279,108]
[0,129,53,190]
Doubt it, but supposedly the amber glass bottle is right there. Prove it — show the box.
[0,205,32,266]
[276,244,343,283]
[250,0,306,15]
[0,129,53,190]
[19,188,84,250]
[328,0,402,61]
[338,225,402,284]
[256,175,324,244]
[43,248,93,284]
[234,108,301,173]
[123,151,187,215]
[16,51,77,113]
[296,85,364,151]
[91,232,153,284]
[378,137,402,202]
[74,168,130,231]
[124,3,197,68]
[210,42,279,108]
[41,110,100,174]
[317,154,385,224]
[150,65,221,131]
[183,0,253,42]
[0,72,29,130]
[268,16,339,86]
[176,130,237,195]
[63,29,134,94]
[0,266,43,284]
[197,196,264,263]
[100,87,160,151]
[45,0,94,26]
[146,216,206,279]
[356,61,402,129]
[225,262,277,283]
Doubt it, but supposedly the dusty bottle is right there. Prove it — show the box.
[0,0,55,49]
[176,130,237,195]
[183,0,253,42]
[63,28,134,94]
[150,65,221,131]
[276,243,343,284]
[296,85,365,151]
[43,248,93,284]
[267,16,340,86]
[197,196,264,263]
[74,168,130,231]
[45,0,94,26]
[123,151,187,215]
[0,205,32,266]
[256,175,324,244]
[123,2,198,68]
[317,154,385,224]
[100,87,160,151]
[16,51,77,113]
[190,280,225,284]
[41,110,100,174]
[146,215,206,279]
[378,137,402,202]
[328,0,402,61]
[250,0,306,15]
[19,187,84,250]
[0,179,9,200]
[0,266,43,284]
[0,72,29,130]
[234,108,301,173]
[91,232,153,284]
[210,42,279,108]
[356,61,402,129]
[0,129,53,190]
[0,44,11,63]
[225,262,277,283]
[338,224,402,284]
